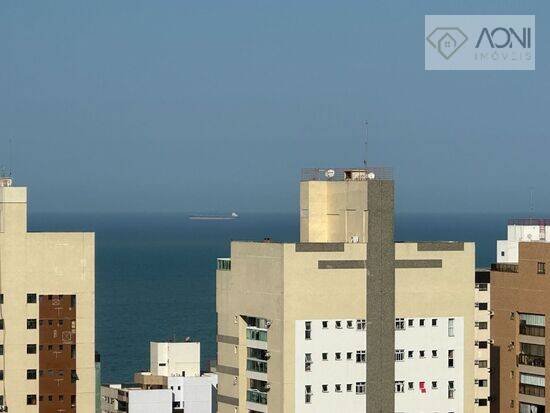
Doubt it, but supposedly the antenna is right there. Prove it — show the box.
[530,187,535,218]
[9,138,13,177]
[364,120,368,168]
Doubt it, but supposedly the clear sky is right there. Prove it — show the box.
[1,1,548,214]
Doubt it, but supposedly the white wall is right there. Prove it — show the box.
[128,389,173,413]
[395,317,464,413]
[150,342,201,377]
[294,319,367,413]
[168,374,218,413]
[497,224,550,263]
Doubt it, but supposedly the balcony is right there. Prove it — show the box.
[519,354,545,368]
[491,263,519,273]
[247,359,268,373]
[520,324,545,338]
[247,389,268,405]
[246,328,267,342]
[520,383,545,398]
[217,258,231,271]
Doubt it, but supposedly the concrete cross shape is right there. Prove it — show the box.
[426,27,468,60]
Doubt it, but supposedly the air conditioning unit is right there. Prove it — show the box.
[489,310,495,316]
[488,339,494,344]
[265,351,271,359]
[351,235,359,243]
[264,383,271,391]
[0,405,7,412]
[265,320,272,328]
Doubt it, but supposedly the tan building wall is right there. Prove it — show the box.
[0,184,95,412]
[491,242,550,413]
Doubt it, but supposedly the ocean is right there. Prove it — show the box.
[29,212,514,384]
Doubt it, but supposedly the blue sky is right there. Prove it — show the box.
[1,1,548,213]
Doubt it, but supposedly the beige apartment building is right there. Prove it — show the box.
[216,167,482,413]
[0,176,95,412]
[216,167,395,413]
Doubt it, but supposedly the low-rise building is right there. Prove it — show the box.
[100,384,172,413]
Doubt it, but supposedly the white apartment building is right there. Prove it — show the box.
[168,373,218,413]
[151,341,201,377]
[101,384,172,413]
[497,218,550,263]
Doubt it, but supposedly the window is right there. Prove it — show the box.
[432,318,437,326]
[322,321,328,329]
[395,349,405,362]
[419,350,425,358]
[520,313,545,337]
[305,321,311,339]
[537,262,546,274]
[27,294,37,304]
[0,345,3,356]
[419,319,425,327]
[347,352,352,360]
[0,294,3,304]
[356,382,366,394]
[432,381,438,389]
[356,319,366,330]
[478,379,488,387]
[407,350,413,359]
[335,384,341,392]
[27,319,36,329]
[335,321,342,329]
[305,353,312,372]
[408,319,413,327]
[448,381,455,399]
[478,341,488,349]
[27,395,37,405]
[408,382,414,390]
[335,352,341,361]
[501,251,505,256]
[476,283,488,291]
[356,350,366,363]
[395,318,405,330]
[477,360,488,368]
[322,353,328,361]
[322,384,328,393]
[0,320,3,330]
[305,385,312,403]
[0,371,3,380]
[27,369,37,380]
[476,322,488,330]
[448,350,455,368]
[432,350,438,358]
[395,381,404,393]
[478,399,488,406]
[520,373,545,398]
[346,384,352,392]
[478,302,488,311]
[347,320,353,329]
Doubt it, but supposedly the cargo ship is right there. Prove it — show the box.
[188,212,239,221]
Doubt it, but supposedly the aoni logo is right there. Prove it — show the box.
[425,16,535,70]
[427,26,532,60]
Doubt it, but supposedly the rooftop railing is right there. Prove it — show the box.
[491,263,519,273]
[508,218,550,226]
[301,167,393,182]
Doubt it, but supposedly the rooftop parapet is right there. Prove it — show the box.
[301,167,393,182]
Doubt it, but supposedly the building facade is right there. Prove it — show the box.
[491,241,550,413]
[216,167,395,413]
[100,385,172,413]
[0,177,95,412]
[497,219,550,264]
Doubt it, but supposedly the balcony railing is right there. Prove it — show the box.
[246,328,267,342]
[520,324,546,337]
[491,263,519,273]
[301,167,393,182]
[247,389,268,405]
[520,383,545,398]
[217,258,231,271]
[519,354,545,368]
[247,359,268,373]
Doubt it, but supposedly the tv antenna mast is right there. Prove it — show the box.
[530,187,535,218]
[363,120,368,168]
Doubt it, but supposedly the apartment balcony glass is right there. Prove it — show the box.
[217,258,231,271]
[520,383,545,398]
[519,343,545,367]
[520,314,546,337]
[520,373,545,398]
[247,389,268,405]
[247,359,268,373]
[247,328,267,342]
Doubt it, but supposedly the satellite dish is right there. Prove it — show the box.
[367,172,376,180]
[325,169,335,179]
